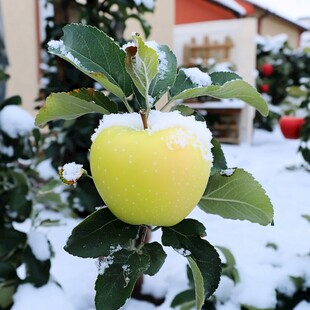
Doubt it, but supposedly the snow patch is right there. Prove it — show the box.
[182,67,212,87]
[0,105,35,138]
[91,110,213,163]
[174,248,191,257]
[96,245,122,275]
[27,231,51,261]
[61,162,84,182]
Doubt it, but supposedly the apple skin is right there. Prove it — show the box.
[260,84,270,93]
[279,116,305,139]
[261,64,274,76]
[90,117,212,226]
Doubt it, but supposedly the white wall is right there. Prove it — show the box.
[173,18,258,143]
[2,0,39,115]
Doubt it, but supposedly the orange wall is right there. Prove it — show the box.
[175,0,236,24]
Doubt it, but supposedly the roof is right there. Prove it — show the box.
[244,0,310,30]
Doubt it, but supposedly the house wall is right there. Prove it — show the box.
[1,0,40,115]
[252,8,301,48]
[174,18,257,143]
[1,0,174,115]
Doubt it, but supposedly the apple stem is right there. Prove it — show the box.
[135,225,150,250]
[140,109,148,130]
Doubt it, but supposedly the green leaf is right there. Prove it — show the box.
[0,229,27,260]
[95,249,150,310]
[216,246,240,284]
[0,95,22,110]
[170,104,206,122]
[148,44,177,104]
[162,219,221,300]
[199,168,274,225]
[169,70,269,117]
[187,257,205,310]
[171,289,195,308]
[210,71,241,85]
[35,91,112,127]
[24,246,51,287]
[64,208,140,258]
[0,282,16,309]
[48,24,132,101]
[210,138,228,175]
[125,33,158,105]
[69,88,118,113]
[143,242,167,276]
[302,214,310,223]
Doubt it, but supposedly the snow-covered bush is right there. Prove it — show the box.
[0,97,61,309]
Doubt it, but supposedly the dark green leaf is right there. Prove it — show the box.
[0,282,16,309]
[0,95,22,110]
[35,91,112,127]
[64,208,140,258]
[0,229,27,260]
[199,168,274,225]
[162,219,221,299]
[48,24,132,100]
[210,71,241,85]
[95,249,150,310]
[210,138,228,175]
[0,262,17,280]
[143,242,167,276]
[23,246,51,287]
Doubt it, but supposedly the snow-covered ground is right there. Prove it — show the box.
[12,126,310,310]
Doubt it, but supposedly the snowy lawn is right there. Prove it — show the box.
[12,126,310,310]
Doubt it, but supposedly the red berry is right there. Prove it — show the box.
[261,64,274,76]
[260,84,269,93]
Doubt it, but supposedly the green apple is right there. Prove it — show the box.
[90,110,213,226]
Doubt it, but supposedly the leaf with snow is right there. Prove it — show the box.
[210,138,228,175]
[125,34,158,106]
[64,208,140,258]
[148,43,177,104]
[168,70,269,116]
[162,219,221,304]
[95,249,150,310]
[35,90,114,127]
[199,168,274,225]
[48,24,132,102]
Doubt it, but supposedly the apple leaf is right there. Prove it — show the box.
[187,257,205,310]
[95,249,150,310]
[143,242,167,276]
[48,24,132,102]
[168,70,269,117]
[162,219,221,302]
[199,168,274,225]
[64,208,140,258]
[210,71,242,85]
[125,34,158,106]
[35,90,115,127]
[210,138,228,175]
[148,44,177,104]
[170,289,196,309]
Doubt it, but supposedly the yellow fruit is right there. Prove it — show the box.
[90,111,212,226]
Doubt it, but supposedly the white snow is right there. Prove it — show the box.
[0,105,35,138]
[27,230,51,261]
[133,0,154,10]
[91,110,214,163]
[247,0,310,29]
[182,67,212,87]
[256,33,289,53]
[11,126,310,309]
[61,162,84,182]
[145,41,168,80]
[214,0,246,15]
